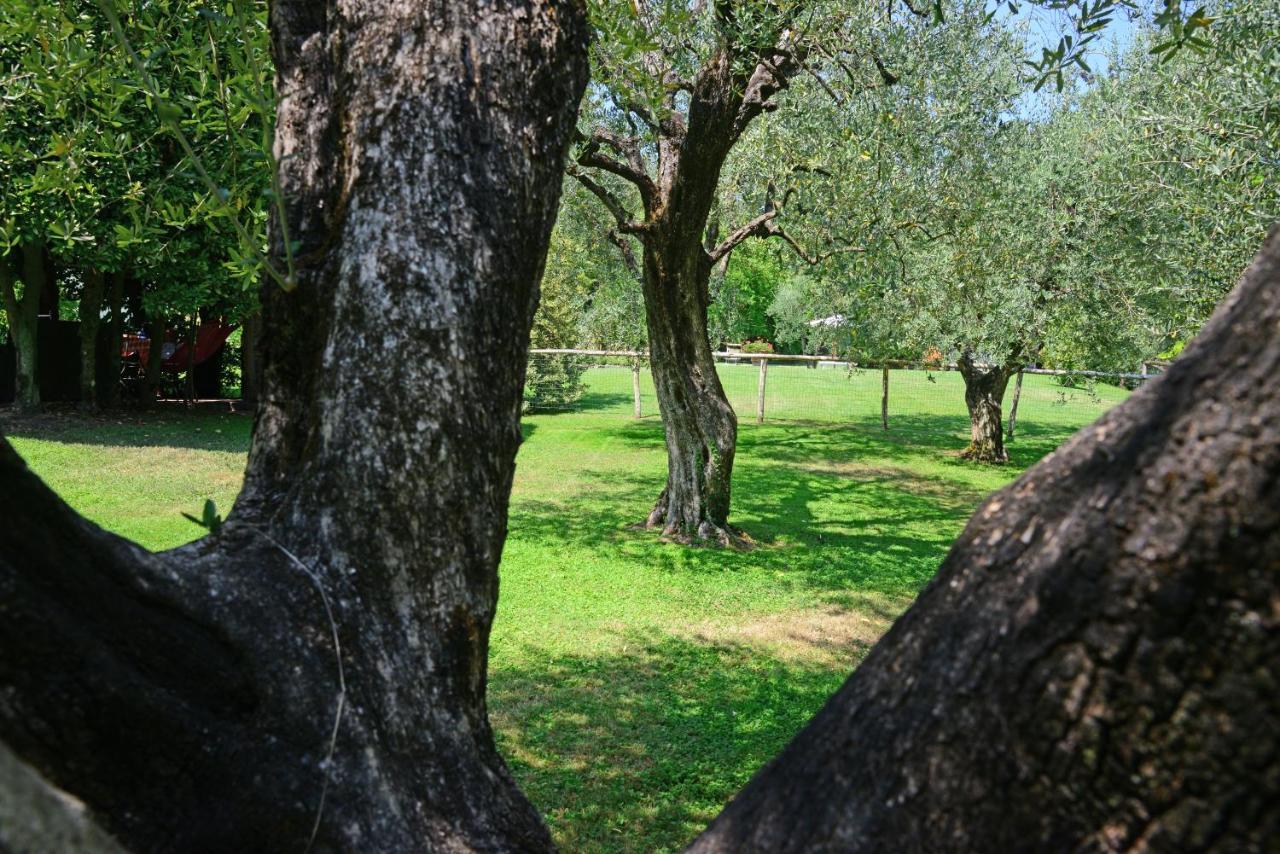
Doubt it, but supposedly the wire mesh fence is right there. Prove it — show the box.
[524,349,1143,437]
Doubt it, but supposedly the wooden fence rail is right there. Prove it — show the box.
[527,349,1147,429]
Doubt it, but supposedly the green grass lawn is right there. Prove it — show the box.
[2,366,1127,852]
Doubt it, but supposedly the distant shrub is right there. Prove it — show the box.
[740,340,775,354]
[523,355,586,412]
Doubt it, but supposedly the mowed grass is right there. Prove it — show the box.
[3,365,1128,852]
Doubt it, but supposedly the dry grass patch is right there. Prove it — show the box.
[687,598,902,668]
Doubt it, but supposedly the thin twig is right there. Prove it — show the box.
[246,525,346,853]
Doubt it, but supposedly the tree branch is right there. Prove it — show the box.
[576,128,658,209]
[568,166,647,236]
[707,210,780,263]
[770,225,868,264]
[733,50,797,140]
[606,229,640,277]
[708,209,869,266]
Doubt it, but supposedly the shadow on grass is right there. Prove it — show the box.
[0,403,254,453]
[511,466,969,602]
[490,633,854,853]
[603,412,1074,469]
[509,412,1093,601]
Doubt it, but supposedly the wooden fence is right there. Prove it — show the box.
[527,348,1146,434]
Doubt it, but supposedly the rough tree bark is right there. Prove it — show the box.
[571,13,810,543]
[0,2,587,852]
[687,228,1280,852]
[956,351,1019,463]
[77,269,106,412]
[1,242,48,411]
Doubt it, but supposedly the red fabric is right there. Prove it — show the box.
[162,323,236,371]
[121,333,149,363]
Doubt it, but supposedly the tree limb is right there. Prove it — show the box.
[766,222,868,264]
[707,210,780,263]
[733,51,797,140]
[576,128,658,209]
[568,166,648,236]
[606,229,641,277]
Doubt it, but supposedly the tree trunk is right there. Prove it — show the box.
[574,24,808,542]
[0,3,587,852]
[77,270,105,412]
[38,246,58,318]
[642,236,739,543]
[240,310,261,405]
[1006,367,1024,439]
[957,353,1016,462]
[633,50,756,544]
[143,318,164,404]
[1,242,47,411]
[102,271,124,408]
[687,228,1280,852]
[182,314,197,404]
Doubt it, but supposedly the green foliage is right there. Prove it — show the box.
[542,179,646,350]
[526,212,592,411]
[0,0,270,332]
[710,242,783,346]
[811,0,1278,373]
[739,339,775,354]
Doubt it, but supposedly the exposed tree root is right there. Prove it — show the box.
[959,442,1010,463]
[641,495,755,550]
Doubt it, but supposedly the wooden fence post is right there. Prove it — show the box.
[1007,368,1024,439]
[756,357,768,424]
[631,358,642,419]
[881,365,890,430]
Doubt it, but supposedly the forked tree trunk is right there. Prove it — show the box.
[957,353,1017,462]
[688,228,1280,852]
[0,3,587,851]
[573,13,804,543]
[77,269,106,412]
[631,51,759,544]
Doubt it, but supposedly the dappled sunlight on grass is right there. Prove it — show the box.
[490,636,852,853]
[3,372,1127,851]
